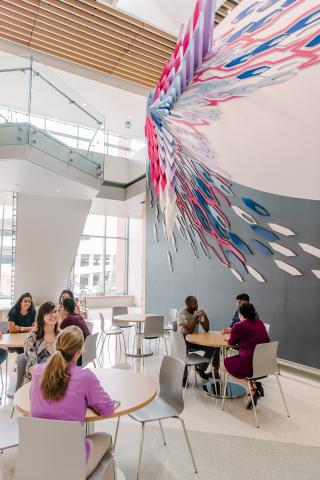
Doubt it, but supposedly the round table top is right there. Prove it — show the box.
[14,368,157,422]
[186,331,230,348]
[0,332,28,348]
[114,313,158,324]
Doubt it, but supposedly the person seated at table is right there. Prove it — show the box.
[30,326,115,478]
[60,297,90,366]
[8,292,36,334]
[222,293,250,335]
[0,331,8,400]
[58,289,80,323]
[23,301,59,383]
[178,296,220,381]
[222,302,269,409]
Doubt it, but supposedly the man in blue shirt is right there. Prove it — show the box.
[223,293,250,334]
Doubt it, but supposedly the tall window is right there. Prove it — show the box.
[0,192,16,308]
[70,215,128,296]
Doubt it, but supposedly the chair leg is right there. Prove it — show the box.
[137,422,145,480]
[248,380,259,428]
[158,420,166,445]
[221,373,228,410]
[121,331,127,355]
[179,417,198,474]
[163,336,168,355]
[113,417,120,452]
[183,366,190,398]
[93,360,97,368]
[10,406,15,418]
[275,374,290,417]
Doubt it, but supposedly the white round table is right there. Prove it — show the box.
[114,314,158,357]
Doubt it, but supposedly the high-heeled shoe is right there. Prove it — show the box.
[255,381,264,397]
[246,390,260,410]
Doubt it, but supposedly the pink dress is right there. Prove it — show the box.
[30,363,114,460]
[224,318,270,379]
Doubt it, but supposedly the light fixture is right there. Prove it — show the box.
[56,189,60,193]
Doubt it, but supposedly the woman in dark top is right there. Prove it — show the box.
[8,292,36,334]
[222,302,269,408]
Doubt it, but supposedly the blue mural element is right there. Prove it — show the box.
[225,250,248,275]
[242,198,270,216]
[250,225,280,241]
[251,239,274,256]
[229,233,253,256]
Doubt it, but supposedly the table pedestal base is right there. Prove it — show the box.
[202,380,246,399]
[125,350,153,358]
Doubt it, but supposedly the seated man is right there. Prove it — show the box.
[222,293,250,335]
[178,296,220,381]
[60,298,90,366]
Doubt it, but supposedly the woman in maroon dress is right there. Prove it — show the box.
[222,302,269,409]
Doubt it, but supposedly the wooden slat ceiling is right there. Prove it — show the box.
[215,0,242,25]
[0,0,242,88]
[0,0,177,88]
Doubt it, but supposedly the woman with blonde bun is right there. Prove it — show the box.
[30,326,115,478]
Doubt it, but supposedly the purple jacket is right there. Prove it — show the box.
[30,363,114,460]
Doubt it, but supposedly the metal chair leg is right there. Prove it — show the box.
[248,380,259,428]
[158,420,166,445]
[183,366,190,398]
[275,374,290,417]
[113,417,120,452]
[163,336,168,355]
[179,417,198,474]
[221,373,228,410]
[137,422,145,480]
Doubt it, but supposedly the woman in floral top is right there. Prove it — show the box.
[23,301,59,383]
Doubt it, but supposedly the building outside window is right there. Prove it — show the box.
[71,215,128,296]
[0,192,17,308]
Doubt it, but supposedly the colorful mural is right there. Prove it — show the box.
[145,0,320,281]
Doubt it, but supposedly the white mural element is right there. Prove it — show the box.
[230,268,244,283]
[267,224,296,236]
[274,260,302,276]
[231,206,257,224]
[153,223,158,243]
[167,251,173,271]
[247,265,265,283]
[299,243,320,259]
[311,270,320,279]
[269,243,296,257]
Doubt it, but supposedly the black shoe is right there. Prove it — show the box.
[246,391,260,410]
[255,381,264,397]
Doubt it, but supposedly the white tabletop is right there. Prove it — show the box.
[114,313,158,324]
[0,332,28,348]
[14,368,157,422]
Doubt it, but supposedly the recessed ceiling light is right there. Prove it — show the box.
[56,189,60,192]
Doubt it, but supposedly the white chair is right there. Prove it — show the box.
[14,417,116,480]
[164,308,178,333]
[82,332,99,368]
[171,331,210,396]
[128,356,197,479]
[0,418,18,453]
[134,316,168,363]
[97,313,124,366]
[86,321,94,334]
[222,341,290,428]
[112,306,135,350]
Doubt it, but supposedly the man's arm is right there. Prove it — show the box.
[199,313,209,332]
[8,320,33,333]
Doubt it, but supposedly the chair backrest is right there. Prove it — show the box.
[15,417,86,480]
[251,341,279,378]
[144,316,164,338]
[112,306,128,326]
[15,354,27,392]
[264,322,271,334]
[0,320,8,332]
[171,331,187,362]
[168,309,178,331]
[82,332,99,367]
[86,320,94,334]
[159,356,185,414]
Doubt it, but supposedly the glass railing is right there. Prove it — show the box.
[0,55,105,179]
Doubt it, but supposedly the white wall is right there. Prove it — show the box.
[128,218,144,306]
[14,194,90,304]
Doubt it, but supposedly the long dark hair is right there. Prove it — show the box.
[35,301,59,340]
[239,302,257,321]
[58,289,74,305]
[8,292,35,317]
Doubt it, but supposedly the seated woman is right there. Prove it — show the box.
[8,292,36,334]
[23,301,59,383]
[222,302,269,409]
[30,326,115,478]
[58,289,80,323]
